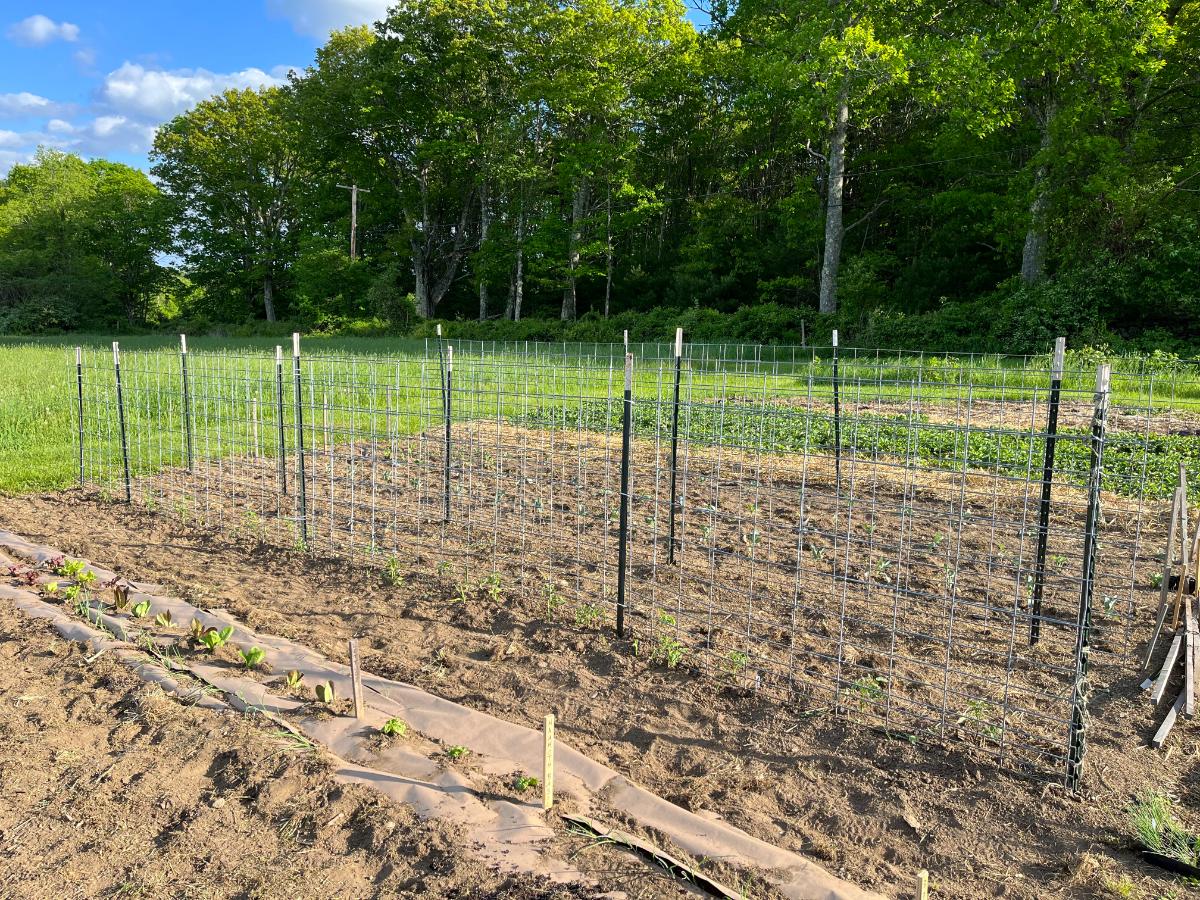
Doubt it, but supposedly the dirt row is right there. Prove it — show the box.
[116,423,1162,779]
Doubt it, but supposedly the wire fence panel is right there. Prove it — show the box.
[72,338,1199,785]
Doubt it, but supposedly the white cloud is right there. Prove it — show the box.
[267,0,390,37]
[0,91,57,116]
[101,61,294,119]
[6,14,80,46]
[0,130,22,148]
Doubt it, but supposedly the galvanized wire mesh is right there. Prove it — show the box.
[73,337,1199,784]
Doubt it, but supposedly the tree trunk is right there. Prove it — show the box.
[562,176,589,321]
[604,186,613,318]
[818,85,849,316]
[1020,119,1053,286]
[478,182,491,321]
[412,239,433,318]
[263,273,277,322]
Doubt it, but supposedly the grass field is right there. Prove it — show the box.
[2,333,1198,496]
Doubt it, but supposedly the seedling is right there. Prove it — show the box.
[284,670,304,691]
[543,580,565,620]
[111,582,131,611]
[743,529,762,550]
[724,650,750,676]
[850,675,885,709]
[131,599,152,619]
[198,625,234,652]
[574,603,603,628]
[957,698,1002,742]
[42,581,59,597]
[154,610,175,628]
[1150,572,1164,589]
[514,775,540,793]
[445,745,470,761]
[188,618,206,641]
[314,680,336,704]
[383,555,402,586]
[481,573,503,602]
[452,582,470,604]
[872,559,892,584]
[435,560,451,580]
[240,646,266,669]
[380,718,408,737]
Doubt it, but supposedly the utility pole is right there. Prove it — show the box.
[336,183,371,259]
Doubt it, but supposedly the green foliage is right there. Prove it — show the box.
[445,745,470,761]
[285,670,305,690]
[514,774,540,793]
[130,599,152,619]
[197,625,234,652]
[1129,793,1200,867]
[314,680,336,704]
[239,646,266,669]
[380,717,408,737]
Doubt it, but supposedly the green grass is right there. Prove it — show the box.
[0,333,1196,496]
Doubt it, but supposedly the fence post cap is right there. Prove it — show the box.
[674,327,683,358]
[831,330,838,347]
[180,334,188,354]
[1052,337,1065,379]
[292,332,301,357]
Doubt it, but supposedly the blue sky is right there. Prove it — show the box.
[0,1,398,174]
[0,1,710,177]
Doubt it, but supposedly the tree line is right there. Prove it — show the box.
[2,0,1198,353]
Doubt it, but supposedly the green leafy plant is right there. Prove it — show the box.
[514,775,540,793]
[543,579,565,620]
[198,625,234,652]
[445,745,469,761]
[240,646,266,669]
[131,599,151,619]
[574,603,603,628]
[188,618,206,641]
[653,611,688,670]
[383,555,402,586]
[314,680,336,704]
[850,675,885,709]
[957,698,1002,742]
[284,670,304,690]
[724,650,750,676]
[452,581,470,604]
[481,572,503,602]
[380,718,408,737]
[154,610,174,628]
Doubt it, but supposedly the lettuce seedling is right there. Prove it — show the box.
[380,718,408,737]
[154,610,174,628]
[314,681,335,704]
[198,625,234,652]
[131,599,151,618]
[239,646,266,669]
[284,670,304,690]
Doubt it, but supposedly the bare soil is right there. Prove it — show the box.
[0,490,1194,900]
[0,607,657,899]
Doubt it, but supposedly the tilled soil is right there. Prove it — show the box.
[0,491,1194,899]
[0,610,645,899]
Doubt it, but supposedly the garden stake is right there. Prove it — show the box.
[1143,487,1183,671]
[292,333,308,543]
[616,352,633,639]
[444,345,453,525]
[542,713,555,810]
[349,639,365,719]
[1030,336,1065,646]
[832,330,841,495]
[74,346,84,487]
[112,342,132,503]
[251,397,260,457]
[180,334,194,472]
[1170,463,1190,631]
[916,869,929,900]
[667,327,683,565]
[1066,363,1110,791]
[275,346,287,496]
